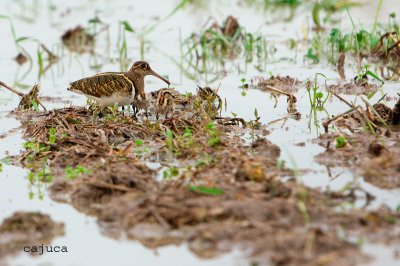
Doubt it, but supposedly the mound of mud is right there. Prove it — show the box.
[0,212,64,258]
[257,75,301,94]
[315,131,400,189]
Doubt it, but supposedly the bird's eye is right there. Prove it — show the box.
[140,63,147,69]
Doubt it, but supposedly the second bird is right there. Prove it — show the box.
[68,61,170,113]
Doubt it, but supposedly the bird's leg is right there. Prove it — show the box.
[132,103,138,117]
[121,106,125,114]
[165,111,169,119]
[156,113,159,120]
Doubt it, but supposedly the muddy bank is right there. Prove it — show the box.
[315,130,400,189]
[5,89,400,265]
[0,212,64,259]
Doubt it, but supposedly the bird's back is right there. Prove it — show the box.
[68,72,133,98]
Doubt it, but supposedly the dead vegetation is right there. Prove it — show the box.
[322,92,400,134]
[0,82,46,111]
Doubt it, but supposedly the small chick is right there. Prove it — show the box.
[150,88,176,119]
[196,85,222,116]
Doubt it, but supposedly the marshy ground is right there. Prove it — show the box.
[1,0,400,266]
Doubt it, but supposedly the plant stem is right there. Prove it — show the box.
[373,0,383,34]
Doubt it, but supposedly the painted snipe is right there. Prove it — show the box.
[68,61,170,115]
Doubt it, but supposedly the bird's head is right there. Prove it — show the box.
[130,61,170,85]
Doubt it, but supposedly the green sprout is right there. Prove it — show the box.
[48,128,56,144]
[189,185,224,196]
[65,165,92,180]
[335,136,347,148]
[206,122,221,147]
[163,167,179,180]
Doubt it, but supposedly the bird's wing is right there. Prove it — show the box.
[68,73,133,98]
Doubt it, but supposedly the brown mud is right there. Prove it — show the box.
[0,212,64,259]
[316,93,400,189]
[315,131,400,189]
[4,89,400,266]
[328,79,378,96]
[257,75,301,94]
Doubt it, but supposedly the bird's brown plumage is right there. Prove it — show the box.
[68,73,133,98]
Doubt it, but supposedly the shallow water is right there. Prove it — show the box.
[1,0,400,265]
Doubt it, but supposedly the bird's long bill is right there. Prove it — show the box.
[150,70,170,85]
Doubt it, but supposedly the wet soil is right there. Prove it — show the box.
[6,88,400,265]
[315,130,400,189]
[257,75,301,94]
[328,79,378,96]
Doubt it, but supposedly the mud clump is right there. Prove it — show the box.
[315,131,400,189]
[258,75,301,93]
[61,26,95,53]
[373,103,393,124]
[0,212,64,259]
[14,53,28,65]
[328,79,378,96]
[50,159,157,215]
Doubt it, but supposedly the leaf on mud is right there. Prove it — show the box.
[189,185,224,196]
